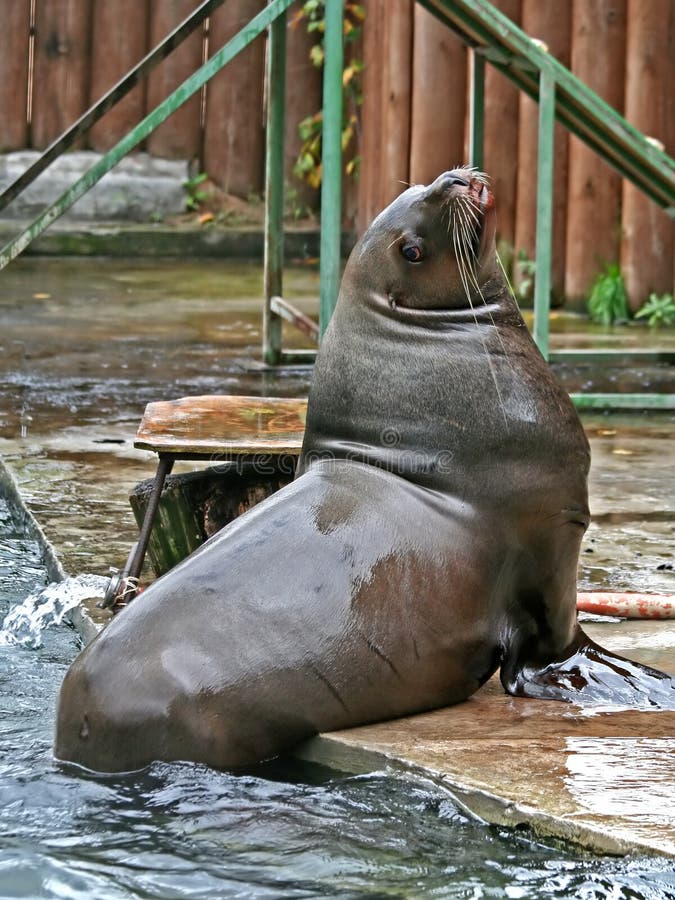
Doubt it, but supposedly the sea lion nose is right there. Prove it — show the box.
[428,171,470,196]
[445,172,470,187]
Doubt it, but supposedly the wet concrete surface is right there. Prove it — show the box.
[1,257,674,855]
[297,674,675,857]
[0,258,316,586]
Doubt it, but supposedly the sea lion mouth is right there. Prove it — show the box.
[464,176,493,258]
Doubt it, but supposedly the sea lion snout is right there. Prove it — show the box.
[429,170,471,192]
[426,168,491,204]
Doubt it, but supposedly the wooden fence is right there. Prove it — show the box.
[0,0,673,308]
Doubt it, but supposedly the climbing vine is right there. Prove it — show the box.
[291,0,365,189]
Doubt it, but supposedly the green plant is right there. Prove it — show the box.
[587,263,629,326]
[515,249,536,302]
[292,0,365,189]
[183,172,208,210]
[635,292,675,328]
[284,182,311,222]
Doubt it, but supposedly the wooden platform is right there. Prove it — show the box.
[134,395,308,457]
[104,395,310,606]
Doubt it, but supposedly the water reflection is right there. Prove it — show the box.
[565,736,675,830]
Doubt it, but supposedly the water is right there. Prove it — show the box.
[1,499,675,898]
[0,573,108,648]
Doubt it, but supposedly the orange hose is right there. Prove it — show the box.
[577,592,675,619]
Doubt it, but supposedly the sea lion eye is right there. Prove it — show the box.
[401,243,423,263]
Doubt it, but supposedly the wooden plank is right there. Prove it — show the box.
[31,0,93,149]
[409,4,467,184]
[482,0,521,254]
[620,0,674,312]
[357,0,413,232]
[0,0,31,149]
[357,0,386,232]
[564,0,627,303]
[284,8,322,215]
[514,0,571,303]
[146,0,204,160]
[88,1,149,152]
[134,395,307,455]
[341,18,363,228]
[202,0,265,197]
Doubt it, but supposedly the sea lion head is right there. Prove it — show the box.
[347,167,501,313]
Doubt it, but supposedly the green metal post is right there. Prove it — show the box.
[263,10,287,365]
[319,0,344,338]
[468,50,485,170]
[0,0,295,271]
[533,64,555,360]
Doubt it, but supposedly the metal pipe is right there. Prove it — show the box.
[0,0,296,271]
[533,64,555,360]
[99,455,175,608]
[270,295,320,342]
[0,0,226,214]
[263,10,287,365]
[318,0,344,338]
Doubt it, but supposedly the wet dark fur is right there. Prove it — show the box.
[55,169,675,774]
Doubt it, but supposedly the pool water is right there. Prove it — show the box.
[1,497,675,899]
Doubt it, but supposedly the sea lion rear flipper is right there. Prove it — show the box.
[501,626,675,710]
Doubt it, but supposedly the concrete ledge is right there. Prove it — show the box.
[0,151,188,221]
[0,221,355,260]
[295,673,675,858]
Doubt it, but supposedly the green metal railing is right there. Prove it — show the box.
[0,0,288,268]
[263,0,344,365]
[0,0,346,367]
[421,0,675,410]
[0,0,225,215]
[0,0,672,408]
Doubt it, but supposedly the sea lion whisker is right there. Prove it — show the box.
[455,209,478,270]
[453,222,509,424]
[457,194,480,227]
[456,199,479,244]
[465,253,519,377]
[496,251,521,309]
[452,226,472,303]
[458,165,489,187]
[451,227,468,296]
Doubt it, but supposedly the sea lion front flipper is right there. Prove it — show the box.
[501,626,675,710]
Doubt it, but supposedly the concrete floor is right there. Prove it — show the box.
[297,633,675,857]
[1,258,673,857]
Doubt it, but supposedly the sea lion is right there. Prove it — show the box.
[55,167,675,773]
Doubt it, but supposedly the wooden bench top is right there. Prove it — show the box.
[134,395,308,456]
